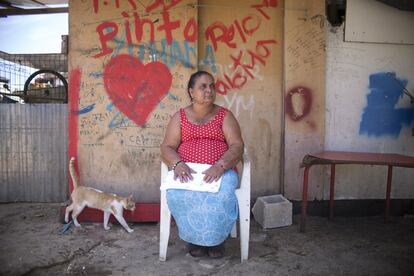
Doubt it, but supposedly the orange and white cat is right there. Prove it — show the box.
[65,157,136,233]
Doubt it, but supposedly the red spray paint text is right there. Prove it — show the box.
[93,0,197,58]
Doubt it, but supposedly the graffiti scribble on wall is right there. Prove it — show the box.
[202,0,278,95]
[89,0,277,126]
[103,54,172,126]
[285,86,312,121]
[89,0,195,127]
[92,0,197,60]
[359,72,413,138]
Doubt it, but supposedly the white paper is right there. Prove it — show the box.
[160,163,222,193]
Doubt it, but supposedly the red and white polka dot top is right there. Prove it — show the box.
[177,107,228,164]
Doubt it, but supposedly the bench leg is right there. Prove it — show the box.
[329,164,336,220]
[300,166,310,233]
[385,165,393,222]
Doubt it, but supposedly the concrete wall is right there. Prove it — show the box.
[283,0,326,200]
[325,22,414,199]
[198,0,283,198]
[66,0,412,204]
[69,0,197,202]
[284,0,414,202]
[68,0,283,202]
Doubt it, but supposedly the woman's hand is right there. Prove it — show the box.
[173,162,196,183]
[202,164,225,183]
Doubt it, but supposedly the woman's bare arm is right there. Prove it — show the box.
[160,112,195,182]
[202,109,244,183]
[160,112,182,168]
[220,110,244,169]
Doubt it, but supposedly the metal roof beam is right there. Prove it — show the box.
[0,0,24,9]
[0,7,67,17]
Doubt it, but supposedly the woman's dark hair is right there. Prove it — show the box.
[187,70,214,100]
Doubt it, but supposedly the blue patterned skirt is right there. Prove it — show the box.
[166,169,239,246]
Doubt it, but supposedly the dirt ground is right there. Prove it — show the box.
[0,203,413,276]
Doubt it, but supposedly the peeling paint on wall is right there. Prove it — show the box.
[359,72,413,138]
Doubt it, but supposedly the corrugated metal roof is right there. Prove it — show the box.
[1,0,67,8]
[0,0,68,17]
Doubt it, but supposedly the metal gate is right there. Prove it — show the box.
[0,51,68,202]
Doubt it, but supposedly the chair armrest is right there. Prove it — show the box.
[242,150,250,168]
[161,162,169,181]
[239,150,251,192]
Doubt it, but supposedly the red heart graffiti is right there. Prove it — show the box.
[103,54,172,126]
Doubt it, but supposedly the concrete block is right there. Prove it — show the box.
[252,194,292,229]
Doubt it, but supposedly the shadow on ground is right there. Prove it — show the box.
[0,203,413,275]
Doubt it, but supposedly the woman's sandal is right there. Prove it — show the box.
[207,243,225,259]
[188,243,207,257]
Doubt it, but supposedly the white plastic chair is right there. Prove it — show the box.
[159,151,251,263]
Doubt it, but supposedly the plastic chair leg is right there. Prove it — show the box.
[239,215,250,262]
[237,193,250,262]
[159,190,171,261]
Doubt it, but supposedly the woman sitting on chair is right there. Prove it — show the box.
[160,70,244,258]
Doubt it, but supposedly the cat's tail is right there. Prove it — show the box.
[69,157,80,189]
